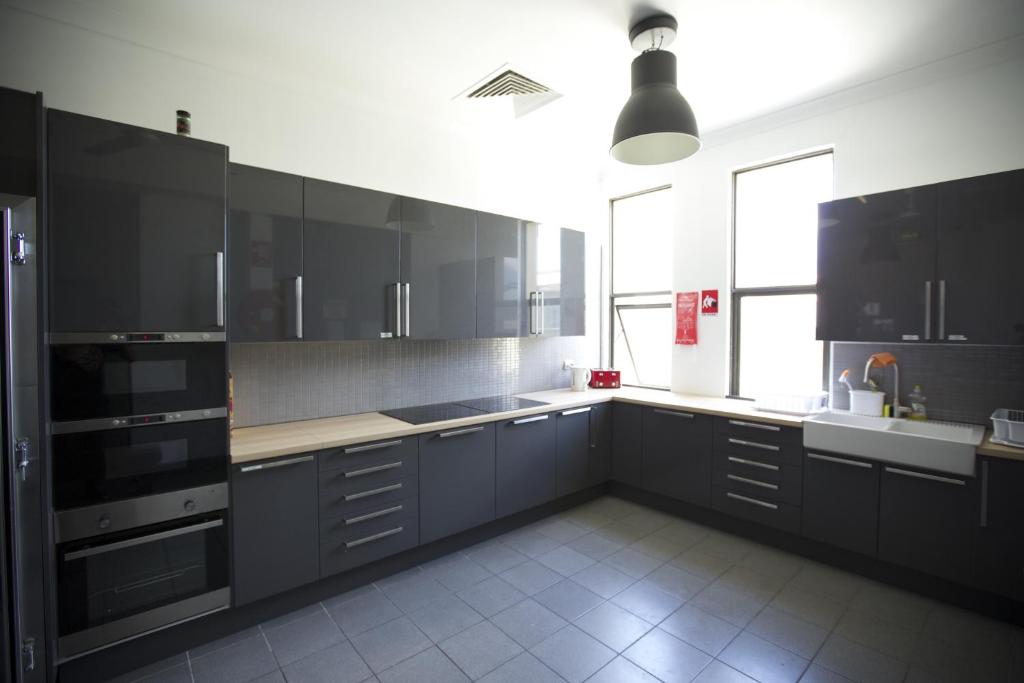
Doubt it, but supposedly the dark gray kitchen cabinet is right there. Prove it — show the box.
[419,423,496,543]
[495,413,556,517]
[612,402,643,486]
[229,163,303,342]
[232,453,318,606]
[802,450,879,557]
[642,407,713,506]
[525,223,586,337]
[400,198,477,340]
[588,402,612,486]
[878,463,976,584]
[556,407,593,496]
[48,109,227,333]
[0,86,38,196]
[303,179,401,340]
[476,211,527,338]
[973,457,1024,599]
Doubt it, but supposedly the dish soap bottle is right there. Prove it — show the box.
[908,384,927,421]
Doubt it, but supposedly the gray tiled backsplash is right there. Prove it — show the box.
[230,337,587,427]
[829,342,1024,425]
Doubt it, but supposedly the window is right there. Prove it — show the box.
[610,186,673,388]
[731,151,833,398]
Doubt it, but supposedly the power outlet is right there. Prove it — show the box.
[563,360,575,371]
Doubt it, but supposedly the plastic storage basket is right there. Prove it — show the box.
[991,409,1024,447]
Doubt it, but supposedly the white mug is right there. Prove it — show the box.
[570,367,592,392]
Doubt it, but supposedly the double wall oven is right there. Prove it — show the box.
[50,333,230,658]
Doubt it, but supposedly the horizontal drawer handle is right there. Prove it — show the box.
[513,415,549,425]
[728,437,780,452]
[438,426,485,439]
[345,526,404,549]
[344,440,403,455]
[654,408,695,419]
[344,461,403,478]
[561,407,592,416]
[345,505,404,526]
[727,456,779,472]
[64,519,224,561]
[344,482,403,501]
[726,474,778,491]
[239,454,314,473]
[885,467,965,486]
[807,452,873,469]
[727,492,779,510]
[728,419,781,432]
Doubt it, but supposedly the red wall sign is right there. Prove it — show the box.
[701,289,719,315]
[675,291,698,345]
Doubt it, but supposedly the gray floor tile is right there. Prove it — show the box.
[587,496,643,519]
[834,607,917,660]
[252,671,286,683]
[595,520,649,546]
[438,620,523,679]
[694,660,759,683]
[531,624,616,683]
[748,606,830,660]
[379,572,450,613]
[189,628,261,659]
[719,631,810,683]
[574,601,653,652]
[612,579,685,624]
[322,583,379,609]
[660,604,742,657]
[737,547,804,582]
[456,575,526,617]
[604,547,664,579]
[691,533,755,563]
[466,542,529,574]
[407,593,484,643]
[110,653,189,682]
[770,585,845,631]
[691,581,773,628]
[670,548,735,582]
[536,545,595,577]
[567,533,624,560]
[502,528,563,557]
[478,651,566,683]
[499,560,564,595]
[646,563,709,600]
[263,608,345,667]
[717,565,788,595]
[280,640,372,683]
[798,664,854,682]
[327,589,403,638]
[533,579,604,621]
[130,664,193,683]
[788,564,863,604]
[490,598,568,649]
[847,582,933,632]
[621,509,675,533]
[377,646,469,683]
[909,633,1008,683]
[420,554,493,592]
[534,518,589,543]
[629,534,686,562]
[813,634,907,683]
[349,616,433,673]
[262,603,326,631]
[190,633,278,683]
[558,506,614,532]
[622,628,713,683]
[587,656,662,683]
[572,562,635,599]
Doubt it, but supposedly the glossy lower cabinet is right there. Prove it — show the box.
[476,211,527,338]
[642,407,713,506]
[556,407,593,496]
[612,403,643,486]
[495,413,556,517]
[419,424,496,544]
[973,457,1024,600]
[231,454,318,606]
[228,163,303,342]
[801,450,879,556]
[588,403,612,486]
[48,109,228,334]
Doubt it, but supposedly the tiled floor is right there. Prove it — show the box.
[110,496,1024,683]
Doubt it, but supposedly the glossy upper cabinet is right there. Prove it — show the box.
[936,169,1024,345]
[228,164,303,342]
[525,224,586,337]
[48,110,227,333]
[303,180,401,340]
[400,198,477,339]
[476,211,527,338]
[817,186,937,342]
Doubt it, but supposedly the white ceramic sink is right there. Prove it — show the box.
[803,411,985,476]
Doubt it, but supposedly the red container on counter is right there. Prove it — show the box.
[589,369,621,389]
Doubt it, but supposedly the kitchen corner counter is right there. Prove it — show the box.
[977,432,1024,462]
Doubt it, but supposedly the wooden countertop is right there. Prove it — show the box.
[230,387,804,464]
[976,431,1024,462]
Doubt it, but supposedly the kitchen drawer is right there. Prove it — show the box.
[712,486,801,534]
[320,496,417,546]
[320,474,417,516]
[319,438,418,474]
[713,463,801,506]
[713,448,802,485]
[715,432,801,467]
[320,514,419,577]
[715,417,801,447]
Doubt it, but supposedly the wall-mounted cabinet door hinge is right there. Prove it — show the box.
[10,230,26,265]
[21,637,36,672]
[15,438,30,482]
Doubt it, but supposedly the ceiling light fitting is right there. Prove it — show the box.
[610,13,701,165]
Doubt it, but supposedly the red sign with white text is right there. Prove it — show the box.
[701,289,719,315]
[675,292,698,345]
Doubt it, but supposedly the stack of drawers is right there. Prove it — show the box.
[711,417,803,533]
[318,438,420,577]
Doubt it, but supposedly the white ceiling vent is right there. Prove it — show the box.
[457,64,561,118]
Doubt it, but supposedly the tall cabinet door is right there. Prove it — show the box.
[936,169,1024,345]
[303,180,400,340]
[816,187,936,342]
[228,164,303,342]
[48,110,227,333]
[400,199,477,339]
[525,224,586,337]
[560,228,586,337]
[476,211,527,338]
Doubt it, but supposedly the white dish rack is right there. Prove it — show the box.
[990,409,1024,447]
[754,392,828,416]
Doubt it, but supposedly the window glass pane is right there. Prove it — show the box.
[612,302,672,388]
[738,294,822,397]
[612,189,673,294]
[735,153,833,288]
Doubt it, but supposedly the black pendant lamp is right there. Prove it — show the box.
[610,14,701,165]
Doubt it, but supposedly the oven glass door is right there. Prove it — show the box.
[53,418,228,510]
[51,342,226,422]
[57,512,228,638]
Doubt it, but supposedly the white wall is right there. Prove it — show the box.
[601,37,1024,396]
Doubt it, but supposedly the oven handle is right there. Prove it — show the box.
[63,519,224,561]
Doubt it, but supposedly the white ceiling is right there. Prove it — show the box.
[8,0,1024,152]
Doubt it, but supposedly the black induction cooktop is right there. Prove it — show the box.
[380,402,487,425]
[457,396,550,413]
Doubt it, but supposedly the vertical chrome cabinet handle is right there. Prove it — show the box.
[938,279,946,340]
[10,230,26,264]
[394,282,402,337]
[924,280,932,340]
[294,276,303,339]
[539,291,545,334]
[529,292,537,334]
[403,283,410,338]
[980,459,989,528]
[215,251,225,327]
